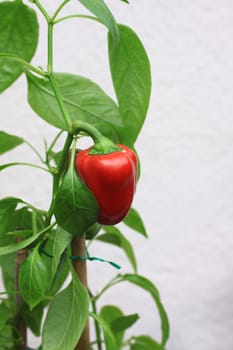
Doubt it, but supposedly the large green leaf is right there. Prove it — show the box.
[19,245,49,309]
[0,131,24,155]
[79,0,119,50]
[42,272,89,350]
[97,226,137,272]
[131,335,163,350]
[108,25,151,146]
[115,274,170,347]
[123,208,148,238]
[27,72,123,138]
[54,164,99,236]
[90,312,118,350]
[0,1,38,93]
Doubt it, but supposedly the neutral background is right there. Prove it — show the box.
[1,0,233,349]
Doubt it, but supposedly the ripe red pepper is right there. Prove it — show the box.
[74,144,138,225]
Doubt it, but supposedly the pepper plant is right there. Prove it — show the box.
[0,0,170,349]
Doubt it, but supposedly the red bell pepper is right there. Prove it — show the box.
[75,144,138,225]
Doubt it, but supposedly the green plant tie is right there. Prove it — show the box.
[70,249,121,270]
[39,247,121,270]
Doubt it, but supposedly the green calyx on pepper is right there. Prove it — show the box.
[72,121,138,225]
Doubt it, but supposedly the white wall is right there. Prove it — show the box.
[1,1,233,349]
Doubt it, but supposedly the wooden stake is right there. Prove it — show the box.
[71,234,90,350]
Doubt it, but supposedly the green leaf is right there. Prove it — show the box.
[0,197,21,236]
[0,205,44,244]
[49,252,69,296]
[51,227,72,276]
[19,245,49,309]
[54,164,99,236]
[0,131,24,155]
[27,72,123,139]
[108,25,151,146]
[116,274,170,347]
[0,303,11,331]
[131,335,163,350]
[97,226,137,272]
[22,303,44,336]
[123,208,148,238]
[45,228,71,295]
[0,225,50,256]
[0,324,14,348]
[42,272,89,350]
[0,253,15,295]
[100,305,124,347]
[111,313,139,333]
[78,0,119,50]
[0,1,38,93]
[0,196,20,210]
[90,312,118,350]
[100,307,139,348]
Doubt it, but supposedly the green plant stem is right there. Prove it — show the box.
[46,130,63,156]
[72,120,120,154]
[33,0,73,132]
[48,73,72,131]
[52,0,71,21]
[24,140,45,164]
[0,162,51,173]
[46,133,73,225]
[32,0,51,22]
[93,274,121,301]
[0,54,45,77]
[54,14,101,25]
[90,295,102,350]
[56,133,73,178]
[72,120,104,143]
[47,21,53,73]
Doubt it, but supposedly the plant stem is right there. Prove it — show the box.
[0,54,46,77]
[52,0,71,21]
[46,130,63,158]
[46,133,73,225]
[94,274,121,301]
[47,21,53,73]
[48,73,72,132]
[90,295,102,350]
[71,235,90,350]
[33,0,51,22]
[0,162,51,173]
[25,140,45,164]
[54,14,101,25]
[14,237,27,349]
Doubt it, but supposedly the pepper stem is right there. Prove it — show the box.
[72,121,121,155]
